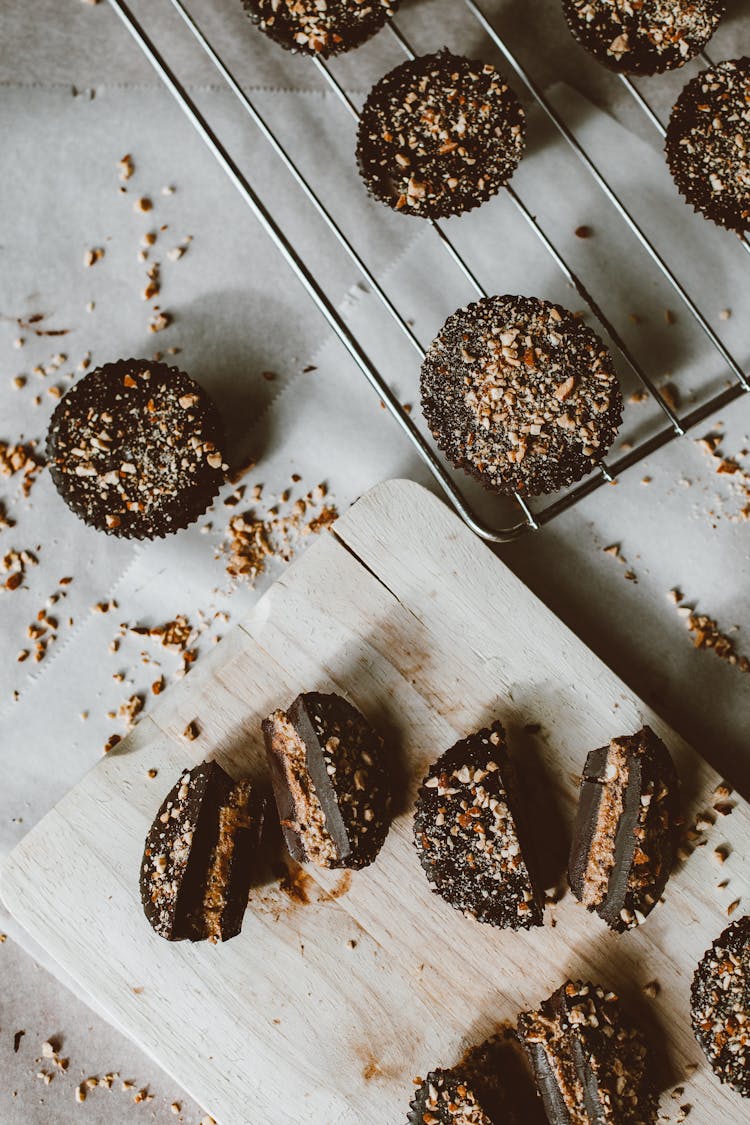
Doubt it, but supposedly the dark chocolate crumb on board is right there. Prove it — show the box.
[691,915,750,1097]
[569,725,680,932]
[666,58,750,232]
[263,692,391,870]
[46,359,226,539]
[356,50,526,220]
[242,0,399,57]
[420,295,622,496]
[562,0,724,76]
[413,721,544,930]
[517,980,658,1123]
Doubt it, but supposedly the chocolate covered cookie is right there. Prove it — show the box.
[242,0,399,57]
[47,359,226,539]
[356,50,526,220]
[569,726,680,932]
[420,296,622,496]
[517,980,658,1124]
[691,915,750,1097]
[562,0,724,76]
[413,722,544,930]
[140,761,265,943]
[262,692,391,870]
[666,58,750,232]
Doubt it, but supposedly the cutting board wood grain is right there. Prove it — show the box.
[2,479,748,1124]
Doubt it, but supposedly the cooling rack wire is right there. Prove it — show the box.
[106,0,749,542]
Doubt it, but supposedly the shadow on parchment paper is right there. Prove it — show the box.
[170,288,324,468]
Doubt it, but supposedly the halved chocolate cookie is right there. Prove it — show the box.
[517,980,658,1124]
[140,761,265,942]
[569,726,680,932]
[691,915,750,1097]
[262,692,391,870]
[413,722,544,929]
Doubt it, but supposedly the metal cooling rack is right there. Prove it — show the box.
[106,0,749,542]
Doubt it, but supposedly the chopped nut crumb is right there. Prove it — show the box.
[83,247,104,268]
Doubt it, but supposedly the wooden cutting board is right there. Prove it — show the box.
[2,479,748,1124]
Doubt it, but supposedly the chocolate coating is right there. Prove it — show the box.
[420,296,622,496]
[357,50,526,220]
[666,57,750,232]
[691,915,750,1097]
[242,0,399,57]
[140,761,265,943]
[562,0,724,76]
[262,692,391,870]
[569,726,680,932]
[413,721,544,930]
[47,359,226,539]
[517,980,658,1124]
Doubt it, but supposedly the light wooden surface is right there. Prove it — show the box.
[2,479,748,1124]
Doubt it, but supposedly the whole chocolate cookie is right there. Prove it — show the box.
[666,58,750,232]
[517,980,658,1123]
[413,722,544,930]
[562,0,724,76]
[262,692,391,870]
[569,726,680,932]
[242,0,399,57]
[691,915,750,1097]
[357,50,526,220]
[47,359,226,539]
[140,761,266,943]
[420,296,622,496]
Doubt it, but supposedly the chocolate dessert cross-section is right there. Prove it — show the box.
[262,691,391,870]
[517,980,658,1124]
[140,761,265,943]
[569,726,680,932]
